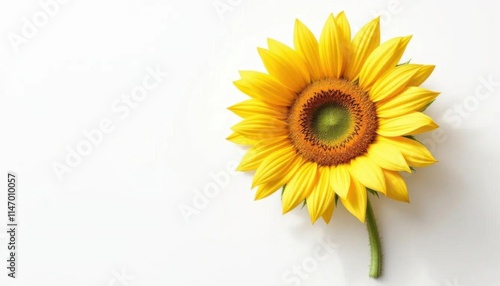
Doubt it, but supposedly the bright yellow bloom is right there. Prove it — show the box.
[228,13,439,224]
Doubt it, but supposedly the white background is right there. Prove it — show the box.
[0,0,499,285]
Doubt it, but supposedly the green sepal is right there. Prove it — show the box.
[281,185,286,199]
[335,194,339,206]
[396,58,412,66]
[301,199,307,209]
[421,99,435,112]
[404,135,424,147]
[367,188,380,198]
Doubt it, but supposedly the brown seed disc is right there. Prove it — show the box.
[288,78,378,166]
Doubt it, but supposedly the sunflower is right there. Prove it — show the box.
[228,13,438,229]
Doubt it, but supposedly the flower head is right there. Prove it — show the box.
[228,12,439,224]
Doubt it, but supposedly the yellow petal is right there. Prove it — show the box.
[367,139,411,172]
[329,164,350,199]
[377,87,440,118]
[377,112,438,137]
[267,38,311,83]
[335,11,351,74]
[234,71,296,106]
[254,156,305,200]
[294,19,321,81]
[231,115,288,140]
[252,144,297,187]
[343,17,380,81]
[258,47,310,92]
[408,65,435,87]
[228,99,287,119]
[226,132,256,146]
[335,12,351,45]
[255,180,283,200]
[383,170,409,202]
[282,162,318,214]
[307,167,334,223]
[237,136,290,171]
[321,199,335,224]
[319,14,343,79]
[349,155,386,194]
[369,64,421,102]
[340,177,367,222]
[358,36,412,89]
[378,136,437,167]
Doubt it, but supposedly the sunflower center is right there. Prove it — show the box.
[288,78,378,166]
[312,104,351,142]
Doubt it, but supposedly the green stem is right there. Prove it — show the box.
[366,198,382,278]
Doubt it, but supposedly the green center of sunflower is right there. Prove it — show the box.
[312,104,352,143]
